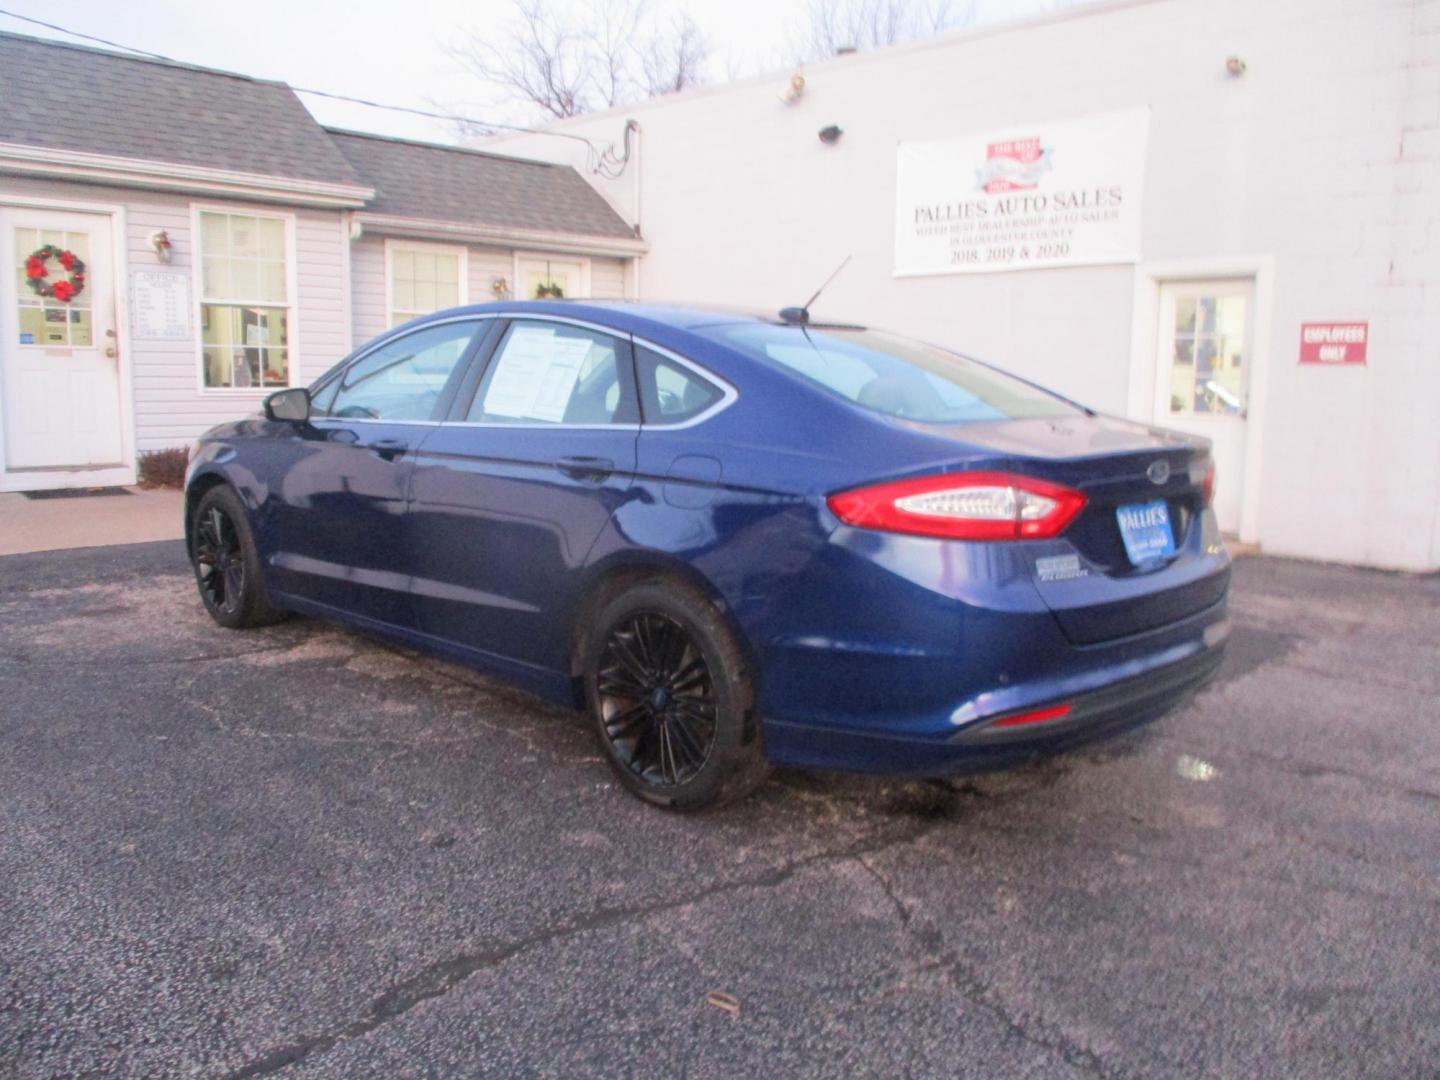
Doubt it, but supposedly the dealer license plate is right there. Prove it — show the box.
[1116,499,1176,565]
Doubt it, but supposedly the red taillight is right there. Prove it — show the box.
[992,703,1073,729]
[1189,455,1217,507]
[827,471,1087,542]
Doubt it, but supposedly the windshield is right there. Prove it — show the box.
[702,324,1082,424]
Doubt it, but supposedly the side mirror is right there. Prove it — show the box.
[264,387,310,423]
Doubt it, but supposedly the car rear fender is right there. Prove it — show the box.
[565,544,766,712]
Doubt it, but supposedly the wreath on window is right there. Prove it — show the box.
[534,281,565,299]
[24,244,87,303]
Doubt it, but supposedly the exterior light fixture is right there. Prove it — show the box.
[818,125,843,145]
[150,230,173,262]
[491,276,510,300]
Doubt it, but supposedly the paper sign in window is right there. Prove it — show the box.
[481,326,595,422]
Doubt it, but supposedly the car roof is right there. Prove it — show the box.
[411,299,865,334]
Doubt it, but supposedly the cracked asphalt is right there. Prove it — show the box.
[1,542,1437,1078]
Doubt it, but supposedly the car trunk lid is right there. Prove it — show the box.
[903,414,1229,644]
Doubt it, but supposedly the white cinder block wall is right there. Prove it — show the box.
[488,0,1440,571]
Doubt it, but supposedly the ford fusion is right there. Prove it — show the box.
[186,301,1230,809]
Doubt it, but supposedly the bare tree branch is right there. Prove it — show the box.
[790,0,975,62]
[593,0,649,107]
[640,12,711,96]
[445,0,595,118]
[446,0,710,122]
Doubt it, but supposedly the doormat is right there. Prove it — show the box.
[20,487,133,500]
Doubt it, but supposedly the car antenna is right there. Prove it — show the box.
[780,255,851,325]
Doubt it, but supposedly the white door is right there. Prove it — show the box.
[0,207,123,474]
[517,255,589,301]
[1153,278,1253,534]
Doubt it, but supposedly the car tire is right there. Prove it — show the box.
[583,580,768,810]
[190,485,286,630]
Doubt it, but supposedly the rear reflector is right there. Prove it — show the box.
[827,471,1087,541]
[991,704,1073,729]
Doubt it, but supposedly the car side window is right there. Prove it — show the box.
[320,321,480,422]
[467,321,638,425]
[635,345,724,424]
[309,375,340,416]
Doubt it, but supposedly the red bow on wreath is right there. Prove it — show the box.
[24,244,86,303]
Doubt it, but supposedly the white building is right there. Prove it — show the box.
[489,0,1440,572]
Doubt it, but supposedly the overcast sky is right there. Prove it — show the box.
[0,0,1080,144]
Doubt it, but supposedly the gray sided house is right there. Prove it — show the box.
[0,31,643,492]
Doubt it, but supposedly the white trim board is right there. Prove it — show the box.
[354,212,647,257]
[0,143,372,208]
[0,464,137,494]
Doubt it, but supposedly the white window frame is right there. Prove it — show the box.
[190,202,299,394]
[385,238,468,328]
[513,251,591,301]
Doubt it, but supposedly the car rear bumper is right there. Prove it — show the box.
[760,608,1228,776]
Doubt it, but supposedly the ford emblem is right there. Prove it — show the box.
[1147,459,1171,485]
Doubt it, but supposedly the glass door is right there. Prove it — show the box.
[1153,278,1253,534]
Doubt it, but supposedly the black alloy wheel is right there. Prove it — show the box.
[193,504,244,617]
[597,612,718,787]
[189,484,284,630]
[584,580,768,810]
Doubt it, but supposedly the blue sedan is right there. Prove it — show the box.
[186,301,1230,809]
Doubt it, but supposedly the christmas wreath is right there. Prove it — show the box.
[534,281,565,299]
[24,244,87,303]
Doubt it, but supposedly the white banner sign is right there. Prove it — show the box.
[895,108,1149,276]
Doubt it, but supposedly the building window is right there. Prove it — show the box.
[389,244,464,326]
[1165,289,1249,416]
[516,254,586,300]
[198,210,291,389]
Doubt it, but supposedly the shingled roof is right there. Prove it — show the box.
[327,129,636,240]
[0,31,635,242]
[0,31,363,187]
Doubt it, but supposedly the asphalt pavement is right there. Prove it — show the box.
[0,542,1436,1078]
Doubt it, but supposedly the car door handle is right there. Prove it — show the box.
[370,438,408,462]
[556,455,615,482]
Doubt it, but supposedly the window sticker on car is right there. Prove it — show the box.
[481,326,594,422]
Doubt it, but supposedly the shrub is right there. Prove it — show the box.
[138,447,188,489]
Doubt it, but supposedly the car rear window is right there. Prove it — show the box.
[702,324,1082,424]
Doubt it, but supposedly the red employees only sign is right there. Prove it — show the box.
[1299,322,1368,366]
